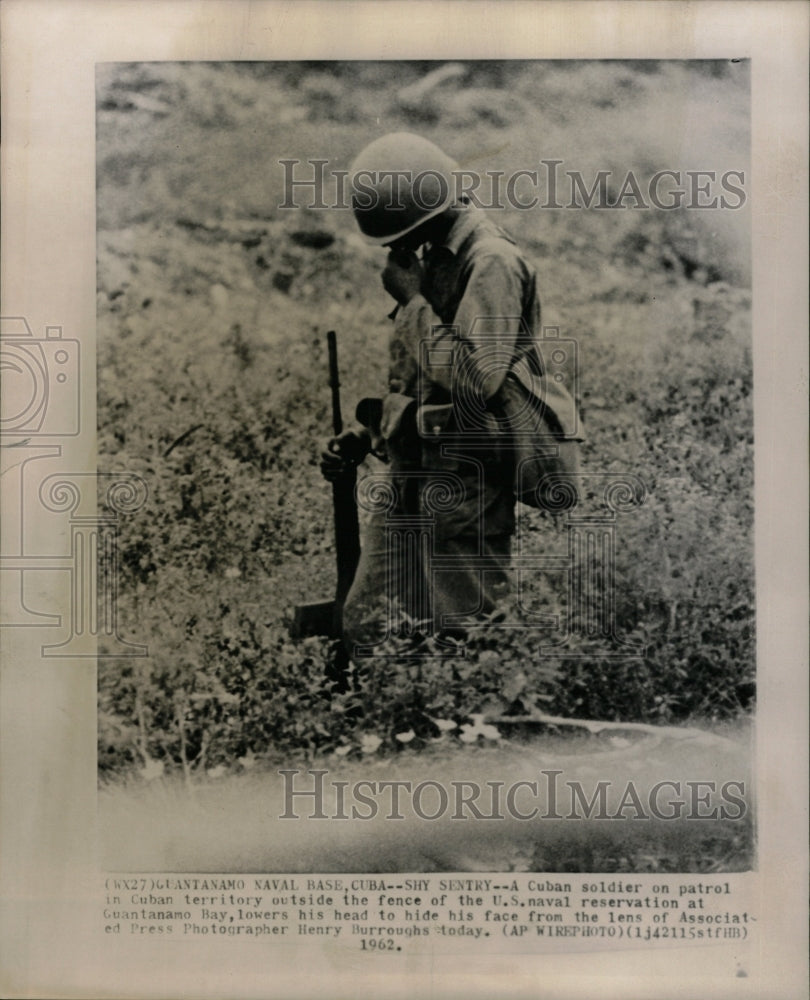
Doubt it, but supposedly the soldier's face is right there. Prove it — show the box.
[386,228,427,255]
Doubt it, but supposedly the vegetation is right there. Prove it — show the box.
[96,61,753,870]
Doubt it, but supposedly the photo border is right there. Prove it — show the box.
[1,3,807,998]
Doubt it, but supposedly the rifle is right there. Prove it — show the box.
[292,330,361,639]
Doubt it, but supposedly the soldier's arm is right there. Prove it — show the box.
[393,249,527,401]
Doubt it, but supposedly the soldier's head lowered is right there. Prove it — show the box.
[349,133,459,252]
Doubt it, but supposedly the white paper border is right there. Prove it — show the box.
[1,2,807,998]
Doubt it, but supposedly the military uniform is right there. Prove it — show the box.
[343,201,571,651]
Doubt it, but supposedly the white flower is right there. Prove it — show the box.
[395,729,416,743]
[360,734,383,755]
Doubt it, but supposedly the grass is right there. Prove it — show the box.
[99,721,753,873]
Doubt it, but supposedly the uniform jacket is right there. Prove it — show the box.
[360,202,580,538]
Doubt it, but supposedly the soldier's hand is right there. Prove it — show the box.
[320,427,371,482]
[382,250,423,306]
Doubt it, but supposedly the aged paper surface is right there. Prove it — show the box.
[1,2,807,998]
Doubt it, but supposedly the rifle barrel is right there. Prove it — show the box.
[327,329,343,436]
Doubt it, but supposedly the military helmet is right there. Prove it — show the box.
[349,132,458,244]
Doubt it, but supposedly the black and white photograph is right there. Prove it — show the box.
[1,3,807,999]
[95,58,756,875]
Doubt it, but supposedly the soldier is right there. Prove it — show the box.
[322,132,580,657]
